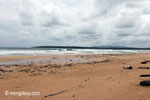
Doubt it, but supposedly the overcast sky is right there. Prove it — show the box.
[0,0,150,47]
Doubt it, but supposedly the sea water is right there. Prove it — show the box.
[0,48,150,56]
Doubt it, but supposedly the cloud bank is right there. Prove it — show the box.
[0,0,150,47]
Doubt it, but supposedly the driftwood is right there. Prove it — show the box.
[138,66,150,69]
[140,74,150,77]
[43,89,68,99]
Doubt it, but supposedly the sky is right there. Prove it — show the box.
[0,0,150,47]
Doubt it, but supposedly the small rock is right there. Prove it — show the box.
[13,64,19,66]
[49,70,56,74]
[140,80,150,86]
[141,61,147,64]
[65,64,73,67]
[53,64,61,68]
[19,69,30,73]
[30,73,42,76]
[0,68,13,73]
[0,68,7,72]
[141,60,150,64]
[78,84,84,88]
[44,65,49,68]
[123,65,132,69]
[5,65,10,68]
[81,56,84,58]
[84,77,89,82]
[106,76,112,80]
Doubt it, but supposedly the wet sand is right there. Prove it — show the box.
[0,53,150,100]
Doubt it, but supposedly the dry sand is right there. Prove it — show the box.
[0,53,150,100]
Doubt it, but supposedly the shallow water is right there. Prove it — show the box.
[0,57,89,65]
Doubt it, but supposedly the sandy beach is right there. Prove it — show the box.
[0,53,150,100]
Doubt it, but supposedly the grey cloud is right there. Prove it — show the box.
[114,9,140,29]
[0,0,150,47]
[117,33,132,37]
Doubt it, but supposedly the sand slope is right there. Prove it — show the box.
[0,54,150,100]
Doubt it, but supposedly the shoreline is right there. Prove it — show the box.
[0,53,150,100]
[0,52,139,62]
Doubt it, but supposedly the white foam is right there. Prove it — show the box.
[0,49,149,56]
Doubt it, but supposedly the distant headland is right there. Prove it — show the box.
[32,46,150,50]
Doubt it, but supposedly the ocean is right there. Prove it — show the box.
[0,48,150,56]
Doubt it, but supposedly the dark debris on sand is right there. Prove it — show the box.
[141,60,150,64]
[138,66,150,69]
[123,65,133,69]
[140,80,150,86]
[0,68,13,73]
[140,74,150,77]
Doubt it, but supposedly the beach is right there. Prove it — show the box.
[0,53,150,100]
